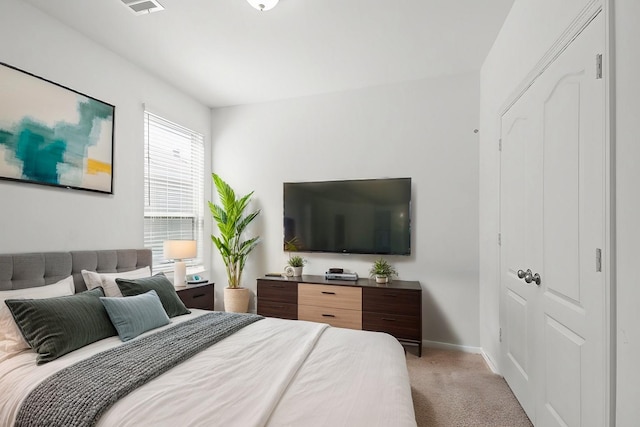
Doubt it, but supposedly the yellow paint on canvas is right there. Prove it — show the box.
[86,158,111,176]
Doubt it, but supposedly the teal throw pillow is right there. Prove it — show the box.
[100,290,170,341]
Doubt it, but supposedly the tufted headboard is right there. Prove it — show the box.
[0,249,152,293]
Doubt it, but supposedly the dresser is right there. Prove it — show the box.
[257,275,422,356]
[176,283,215,311]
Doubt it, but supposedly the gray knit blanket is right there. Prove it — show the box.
[15,312,263,427]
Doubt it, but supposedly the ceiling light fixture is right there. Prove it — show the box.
[247,0,279,12]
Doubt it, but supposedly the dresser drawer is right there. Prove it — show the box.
[298,284,362,311]
[257,300,298,320]
[177,284,214,311]
[362,311,420,341]
[257,279,298,304]
[299,304,362,330]
[362,287,420,317]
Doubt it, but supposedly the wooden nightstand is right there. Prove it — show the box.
[176,283,215,311]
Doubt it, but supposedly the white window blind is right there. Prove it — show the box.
[144,111,204,272]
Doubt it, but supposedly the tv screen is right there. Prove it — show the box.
[283,178,411,255]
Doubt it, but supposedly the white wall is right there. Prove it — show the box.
[478,0,593,374]
[481,0,640,423]
[211,73,481,348]
[0,0,212,269]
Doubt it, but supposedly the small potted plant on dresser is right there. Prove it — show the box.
[285,255,306,277]
[209,173,260,313]
[284,237,306,277]
[369,258,398,284]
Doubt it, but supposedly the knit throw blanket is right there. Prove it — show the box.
[15,312,263,427]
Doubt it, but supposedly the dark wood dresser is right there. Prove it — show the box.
[257,275,422,356]
[176,283,215,311]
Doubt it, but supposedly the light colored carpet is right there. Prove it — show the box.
[406,347,533,427]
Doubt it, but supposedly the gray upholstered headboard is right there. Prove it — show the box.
[0,249,152,293]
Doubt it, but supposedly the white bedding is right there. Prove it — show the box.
[0,310,416,427]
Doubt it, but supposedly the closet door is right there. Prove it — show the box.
[500,81,543,422]
[535,12,605,427]
[500,12,606,426]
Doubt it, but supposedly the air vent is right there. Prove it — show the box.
[121,0,164,15]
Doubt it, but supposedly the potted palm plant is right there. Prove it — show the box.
[209,173,260,313]
[369,258,398,284]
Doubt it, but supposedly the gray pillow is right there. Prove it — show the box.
[116,273,190,318]
[100,290,170,341]
[5,287,117,364]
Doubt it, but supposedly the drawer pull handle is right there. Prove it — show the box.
[382,294,398,297]
[321,291,336,295]
[382,318,396,322]
[271,285,285,288]
[322,314,336,318]
[192,294,205,298]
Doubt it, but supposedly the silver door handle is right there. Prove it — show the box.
[517,269,541,285]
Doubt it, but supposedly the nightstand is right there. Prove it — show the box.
[176,283,215,311]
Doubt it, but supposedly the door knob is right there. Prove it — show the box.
[517,269,541,285]
[524,271,541,285]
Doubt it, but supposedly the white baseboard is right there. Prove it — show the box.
[422,339,482,354]
[480,350,500,375]
[421,340,501,375]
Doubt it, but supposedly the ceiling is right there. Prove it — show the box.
[24,0,514,108]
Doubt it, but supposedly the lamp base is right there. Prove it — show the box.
[173,261,187,287]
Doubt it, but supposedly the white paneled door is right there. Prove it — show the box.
[500,12,606,427]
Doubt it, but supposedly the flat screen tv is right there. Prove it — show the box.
[283,178,411,255]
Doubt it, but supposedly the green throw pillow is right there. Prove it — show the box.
[116,273,190,318]
[5,287,117,364]
[100,290,170,341]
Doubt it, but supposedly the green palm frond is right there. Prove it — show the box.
[210,173,260,289]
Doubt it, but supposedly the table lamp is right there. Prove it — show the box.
[163,240,197,287]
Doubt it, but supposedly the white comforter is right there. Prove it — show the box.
[0,310,416,427]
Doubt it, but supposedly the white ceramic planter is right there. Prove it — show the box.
[284,265,304,277]
[375,275,389,284]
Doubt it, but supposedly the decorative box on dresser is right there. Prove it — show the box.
[257,275,422,356]
[176,283,215,311]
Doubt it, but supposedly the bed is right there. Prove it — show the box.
[0,249,416,427]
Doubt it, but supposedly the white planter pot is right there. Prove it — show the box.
[224,287,250,313]
[375,275,389,284]
[284,266,304,277]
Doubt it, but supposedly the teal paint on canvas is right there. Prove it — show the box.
[0,96,114,191]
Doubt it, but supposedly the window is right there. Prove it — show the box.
[144,112,204,272]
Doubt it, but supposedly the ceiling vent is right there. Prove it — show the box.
[121,0,165,15]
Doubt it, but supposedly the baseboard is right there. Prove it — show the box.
[422,339,482,354]
[421,340,501,375]
[481,350,500,375]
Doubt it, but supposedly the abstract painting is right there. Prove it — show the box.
[0,63,114,194]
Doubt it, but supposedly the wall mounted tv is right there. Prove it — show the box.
[283,178,411,255]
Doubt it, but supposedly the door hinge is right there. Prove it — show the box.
[498,138,502,151]
[499,327,502,343]
[596,248,602,272]
[596,54,603,79]
[498,233,501,246]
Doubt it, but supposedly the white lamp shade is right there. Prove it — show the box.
[247,0,279,11]
[163,240,197,260]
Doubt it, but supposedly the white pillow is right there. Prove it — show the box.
[81,266,151,297]
[0,276,75,358]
